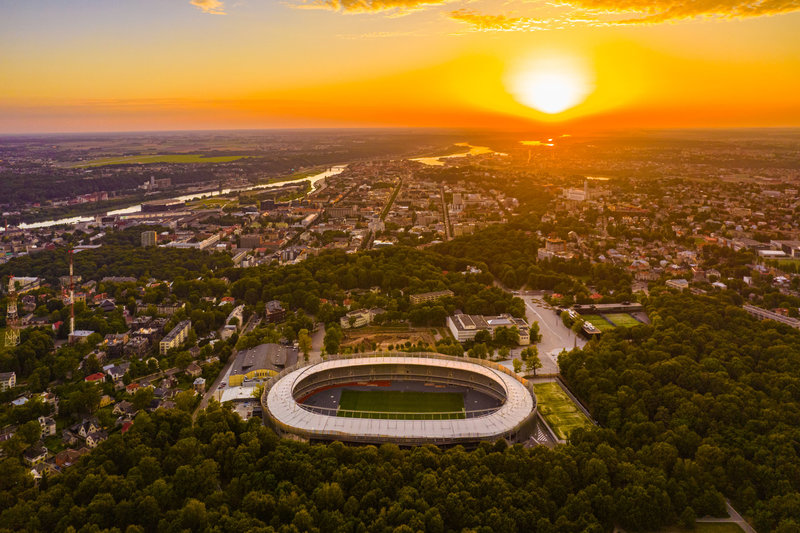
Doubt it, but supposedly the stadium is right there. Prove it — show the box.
[261,353,537,446]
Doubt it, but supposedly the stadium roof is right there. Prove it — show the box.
[265,356,535,444]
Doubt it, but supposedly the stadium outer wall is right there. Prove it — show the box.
[261,352,538,447]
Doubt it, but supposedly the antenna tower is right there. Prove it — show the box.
[69,248,75,336]
[5,275,20,347]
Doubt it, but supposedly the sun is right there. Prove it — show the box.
[506,54,594,115]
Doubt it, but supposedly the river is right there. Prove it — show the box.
[411,143,506,166]
[12,165,347,230]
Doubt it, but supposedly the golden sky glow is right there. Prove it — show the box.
[0,0,799,132]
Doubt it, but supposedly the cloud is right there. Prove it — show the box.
[448,0,800,30]
[190,0,226,14]
[298,0,800,24]
[565,0,800,24]
[448,9,553,30]
[293,0,452,13]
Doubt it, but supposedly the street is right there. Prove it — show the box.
[513,293,586,375]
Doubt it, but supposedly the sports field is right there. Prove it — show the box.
[581,314,615,332]
[534,382,593,441]
[337,390,466,420]
[604,313,641,327]
[69,154,246,168]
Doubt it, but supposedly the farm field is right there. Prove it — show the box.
[603,313,642,327]
[534,382,593,440]
[68,154,246,168]
[337,390,465,420]
[581,314,615,332]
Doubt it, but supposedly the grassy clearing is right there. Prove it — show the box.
[604,313,642,327]
[337,390,465,420]
[69,154,246,168]
[534,382,593,440]
[185,197,235,209]
[581,314,615,332]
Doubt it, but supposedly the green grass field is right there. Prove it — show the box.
[604,313,642,327]
[581,314,616,332]
[69,154,246,168]
[534,382,593,440]
[337,390,466,420]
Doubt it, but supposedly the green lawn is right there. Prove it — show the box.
[69,154,246,168]
[581,314,616,332]
[604,313,642,327]
[337,390,465,420]
[534,382,593,440]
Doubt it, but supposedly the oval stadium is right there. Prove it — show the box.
[261,353,537,446]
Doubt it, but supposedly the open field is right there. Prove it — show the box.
[534,382,593,440]
[342,326,444,351]
[581,314,615,332]
[337,390,465,420]
[185,197,236,209]
[68,154,247,168]
[604,313,642,327]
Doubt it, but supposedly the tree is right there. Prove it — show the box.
[132,387,155,411]
[324,324,343,355]
[175,390,197,412]
[498,346,510,360]
[512,358,522,374]
[298,328,312,362]
[468,343,488,359]
[17,420,41,446]
[530,321,542,343]
[522,346,542,376]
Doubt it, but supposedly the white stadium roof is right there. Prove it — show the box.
[264,355,535,444]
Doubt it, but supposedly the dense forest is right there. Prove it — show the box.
[561,289,800,532]
[5,291,800,531]
[0,403,722,533]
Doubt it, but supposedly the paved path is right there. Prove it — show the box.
[696,501,756,533]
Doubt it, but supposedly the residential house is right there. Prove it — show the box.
[38,416,57,437]
[0,371,16,391]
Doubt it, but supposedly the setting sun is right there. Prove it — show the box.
[506,54,594,115]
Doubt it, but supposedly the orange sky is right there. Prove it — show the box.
[1,1,799,132]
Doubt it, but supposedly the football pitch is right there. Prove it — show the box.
[604,313,641,327]
[337,390,466,420]
[581,314,615,332]
[534,382,593,441]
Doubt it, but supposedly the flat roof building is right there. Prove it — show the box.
[228,343,298,386]
[447,313,531,345]
[409,290,454,305]
[159,320,191,355]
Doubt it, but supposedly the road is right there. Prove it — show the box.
[310,322,325,357]
[440,186,451,241]
[516,293,586,375]
[193,354,235,418]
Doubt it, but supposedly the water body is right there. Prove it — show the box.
[411,143,506,166]
[12,165,347,230]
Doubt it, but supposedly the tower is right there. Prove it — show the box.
[5,276,20,347]
[69,248,75,337]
